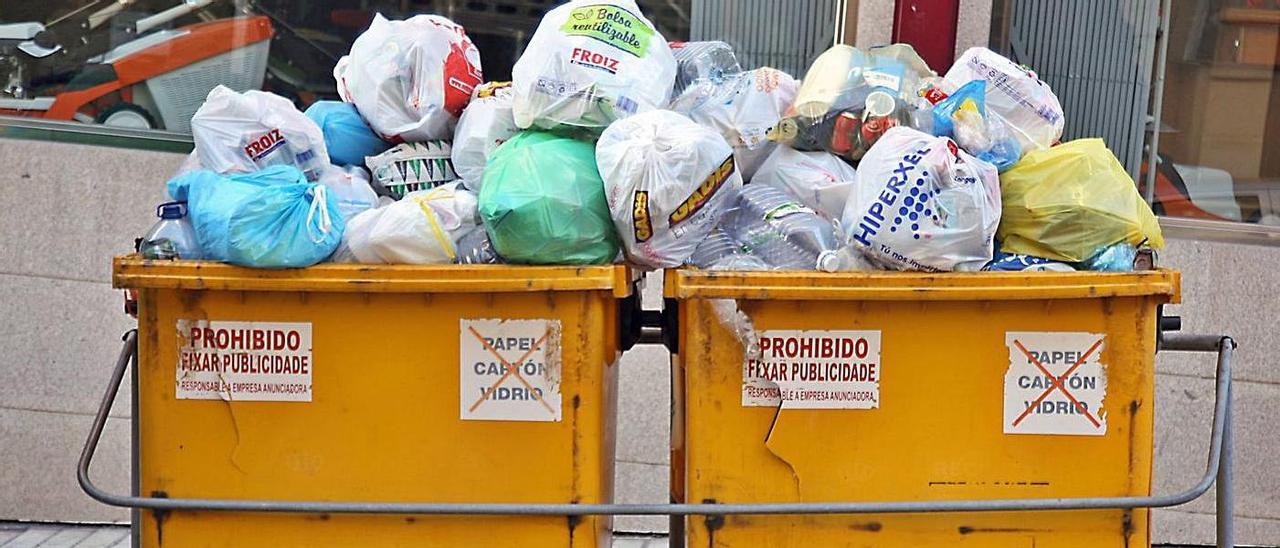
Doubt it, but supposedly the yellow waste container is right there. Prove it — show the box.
[665,269,1180,548]
[113,256,632,548]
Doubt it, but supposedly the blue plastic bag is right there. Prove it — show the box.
[930,80,1021,171]
[304,101,392,167]
[167,165,345,268]
[1079,243,1138,272]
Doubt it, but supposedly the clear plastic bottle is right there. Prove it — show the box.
[671,41,743,96]
[140,201,202,260]
[725,185,847,272]
[453,226,502,265]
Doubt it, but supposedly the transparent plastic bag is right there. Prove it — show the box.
[944,47,1064,153]
[334,13,482,142]
[997,139,1164,262]
[751,145,856,220]
[190,86,328,181]
[597,110,743,268]
[841,126,1001,271]
[451,82,519,191]
[334,182,477,264]
[317,164,378,222]
[670,67,798,180]
[511,0,676,131]
[669,40,742,96]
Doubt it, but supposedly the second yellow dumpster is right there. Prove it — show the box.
[666,269,1180,548]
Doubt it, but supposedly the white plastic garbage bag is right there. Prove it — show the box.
[334,14,482,142]
[751,146,856,221]
[596,110,743,268]
[944,47,1064,153]
[190,86,328,181]
[841,126,1001,272]
[670,67,798,180]
[317,164,379,222]
[511,0,676,130]
[451,82,519,191]
[333,182,478,264]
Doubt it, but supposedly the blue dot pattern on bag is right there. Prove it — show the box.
[889,170,936,239]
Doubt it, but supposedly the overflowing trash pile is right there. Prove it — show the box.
[139,0,1163,274]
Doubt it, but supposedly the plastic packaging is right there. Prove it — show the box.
[190,86,328,181]
[751,145,856,220]
[317,164,379,221]
[670,67,798,180]
[944,47,1064,154]
[140,201,203,260]
[334,13,482,142]
[166,166,344,268]
[982,252,1075,272]
[723,184,849,272]
[687,228,770,270]
[929,80,1021,171]
[841,126,1001,272]
[997,138,1164,263]
[451,82,519,191]
[365,141,458,199]
[669,40,742,97]
[334,182,477,264]
[479,131,619,265]
[453,225,503,265]
[510,0,676,130]
[597,110,743,269]
[304,100,392,167]
[1079,243,1138,272]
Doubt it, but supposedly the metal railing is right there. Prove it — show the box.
[79,330,1235,546]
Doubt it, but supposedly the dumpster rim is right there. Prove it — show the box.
[663,268,1180,303]
[112,255,634,297]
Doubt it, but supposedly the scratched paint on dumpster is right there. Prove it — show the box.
[175,320,313,402]
[1004,331,1108,436]
[460,318,563,422]
[743,330,881,409]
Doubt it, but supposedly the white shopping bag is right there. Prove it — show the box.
[334,182,478,264]
[841,126,1001,271]
[944,47,1064,153]
[190,86,328,181]
[597,110,743,268]
[335,14,482,142]
[752,145,857,221]
[451,82,519,191]
[511,0,676,130]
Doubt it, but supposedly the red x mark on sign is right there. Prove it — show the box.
[467,326,554,415]
[1011,338,1104,428]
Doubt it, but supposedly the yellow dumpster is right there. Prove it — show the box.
[665,269,1180,548]
[112,256,631,548]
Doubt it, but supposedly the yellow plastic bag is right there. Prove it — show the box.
[997,138,1163,262]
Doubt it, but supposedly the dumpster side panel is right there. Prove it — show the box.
[136,286,620,548]
[676,294,1158,548]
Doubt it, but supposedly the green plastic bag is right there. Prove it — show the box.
[478,131,619,265]
[997,138,1164,263]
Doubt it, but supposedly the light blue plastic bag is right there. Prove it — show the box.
[930,80,1021,171]
[167,165,345,268]
[304,101,392,166]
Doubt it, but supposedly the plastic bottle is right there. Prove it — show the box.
[724,185,847,272]
[140,201,202,260]
[792,45,865,118]
[671,41,743,96]
[453,226,502,265]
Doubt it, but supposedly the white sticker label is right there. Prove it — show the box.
[1004,332,1107,436]
[459,319,562,422]
[175,320,313,402]
[743,330,881,409]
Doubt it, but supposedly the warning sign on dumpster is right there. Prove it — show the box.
[743,330,881,409]
[1004,332,1107,436]
[175,320,313,402]
[460,318,562,422]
